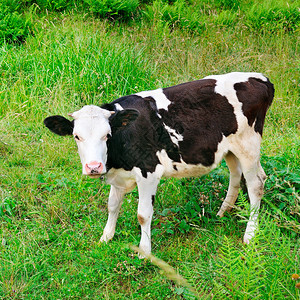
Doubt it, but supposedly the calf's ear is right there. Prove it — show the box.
[44,115,74,136]
[109,109,139,131]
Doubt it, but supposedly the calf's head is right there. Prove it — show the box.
[44,105,139,177]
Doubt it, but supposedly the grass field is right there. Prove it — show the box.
[0,3,299,299]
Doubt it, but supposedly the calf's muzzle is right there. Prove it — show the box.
[85,161,103,175]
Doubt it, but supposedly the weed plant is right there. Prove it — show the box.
[0,2,299,299]
[0,0,33,44]
[85,0,140,19]
[1,0,299,44]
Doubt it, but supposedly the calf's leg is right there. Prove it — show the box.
[217,152,242,217]
[136,173,160,256]
[100,185,126,242]
[241,161,266,244]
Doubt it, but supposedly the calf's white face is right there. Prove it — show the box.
[70,106,112,176]
[44,105,139,177]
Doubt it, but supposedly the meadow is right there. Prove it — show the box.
[0,1,299,299]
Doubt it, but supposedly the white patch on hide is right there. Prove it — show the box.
[136,88,171,111]
[156,136,230,178]
[163,124,183,146]
[106,168,137,192]
[204,72,268,135]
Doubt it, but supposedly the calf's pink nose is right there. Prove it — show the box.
[85,161,103,174]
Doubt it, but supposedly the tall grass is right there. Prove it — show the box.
[0,21,156,119]
[0,4,299,299]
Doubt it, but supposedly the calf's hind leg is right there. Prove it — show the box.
[241,161,266,244]
[217,152,242,217]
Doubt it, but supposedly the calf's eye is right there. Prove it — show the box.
[74,135,80,141]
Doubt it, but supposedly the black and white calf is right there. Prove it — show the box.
[44,72,274,255]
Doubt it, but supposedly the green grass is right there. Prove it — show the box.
[0,4,299,299]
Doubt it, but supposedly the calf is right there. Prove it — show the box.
[44,72,274,255]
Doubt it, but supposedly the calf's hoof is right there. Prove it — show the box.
[243,234,254,245]
[100,232,114,243]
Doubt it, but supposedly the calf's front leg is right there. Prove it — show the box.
[100,185,125,242]
[136,173,160,256]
